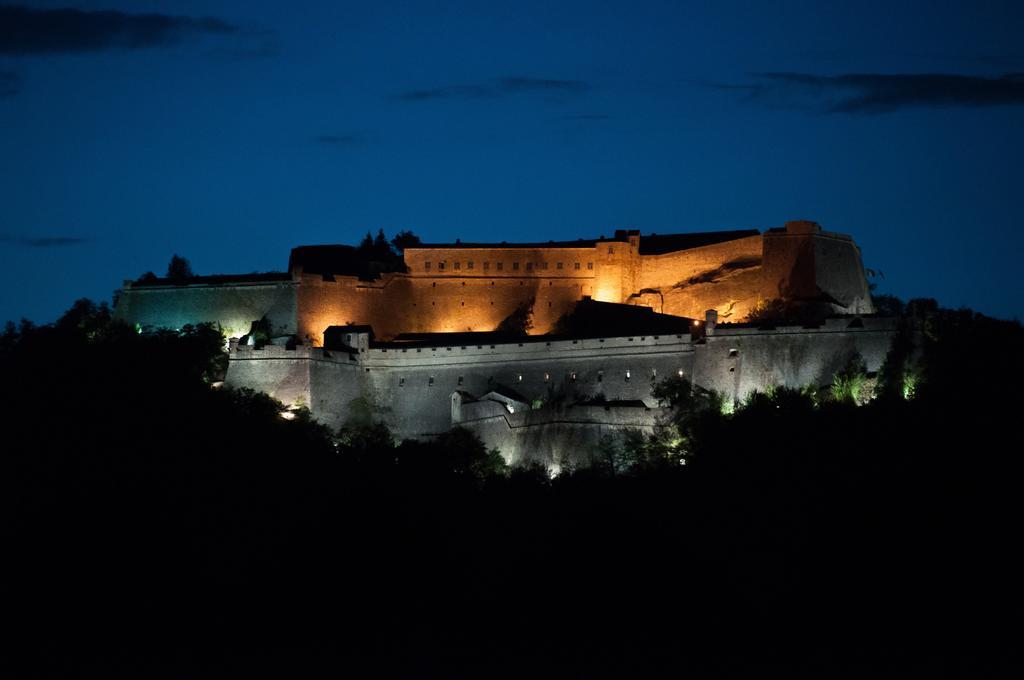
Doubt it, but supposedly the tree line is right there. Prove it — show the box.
[1,297,1021,676]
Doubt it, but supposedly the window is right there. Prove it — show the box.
[608,246,613,254]
[598,370,604,383]
[483,262,490,271]
[497,262,504,271]
[557,262,563,270]
[467,261,474,270]
[587,262,593,270]
[399,378,405,386]
[517,374,523,382]
[574,262,581,270]
[458,376,464,386]
[428,376,435,386]
[439,262,445,271]
[454,261,461,270]
[513,262,520,270]
[541,262,548,270]
[544,373,550,381]
[625,370,631,381]
[526,262,533,271]
[570,372,577,382]
[729,349,739,357]
[424,261,431,271]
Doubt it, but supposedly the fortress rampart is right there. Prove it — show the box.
[116,220,874,345]
[115,219,888,464]
[224,313,895,465]
[115,275,296,339]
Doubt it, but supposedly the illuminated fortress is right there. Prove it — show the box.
[116,220,893,465]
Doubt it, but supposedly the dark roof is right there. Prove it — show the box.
[578,399,649,408]
[323,325,375,351]
[410,238,614,250]
[370,300,694,348]
[484,385,531,403]
[638,230,759,255]
[552,299,694,336]
[384,331,529,348]
[130,272,292,288]
[406,229,759,254]
[289,245,405,279]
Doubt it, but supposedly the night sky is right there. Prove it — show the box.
[2,1,1022,324]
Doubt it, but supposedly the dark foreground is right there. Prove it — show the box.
[3,301,1022,678]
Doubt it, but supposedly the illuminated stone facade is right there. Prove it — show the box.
[291,220,873,345]
[224,313,896,467]
[116,220,874,344]
[114,219,887,465]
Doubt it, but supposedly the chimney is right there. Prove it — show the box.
[784,220,821,235]
[705,309,718,336]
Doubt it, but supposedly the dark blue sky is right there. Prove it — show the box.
[2,0,1022,323]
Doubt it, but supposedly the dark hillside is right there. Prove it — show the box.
[2,300,1022,677]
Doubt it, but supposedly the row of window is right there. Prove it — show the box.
[399,368,686,387]
[423,260,594,272]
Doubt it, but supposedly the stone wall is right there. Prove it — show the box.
[115,280,297,339]
[692,316,897,404]
[115,224,877,346]
[455,403,662,470]
[358,333,696,440]
[224,343,313,406]
[760,221,874,313]
[224,319,897,466]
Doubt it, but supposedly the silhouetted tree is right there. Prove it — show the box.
[372,228,393,260]
[166,254,194,284]
[358,231,374,253]
[390,229,422,253]
[872,293,905,317]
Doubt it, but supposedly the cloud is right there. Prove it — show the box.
[495,77,589,94]
[0,4,236,54]
[392,76,589,102]
[0,234,89,248]
[714,72,1024,114]
[0,69,20,97]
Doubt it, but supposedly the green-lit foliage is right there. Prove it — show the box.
[830,355,870,404]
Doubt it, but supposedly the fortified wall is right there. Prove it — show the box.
[223,310,896,466]
[116,220,875,345]
[115,219,887,465]
[115,273,296,339]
